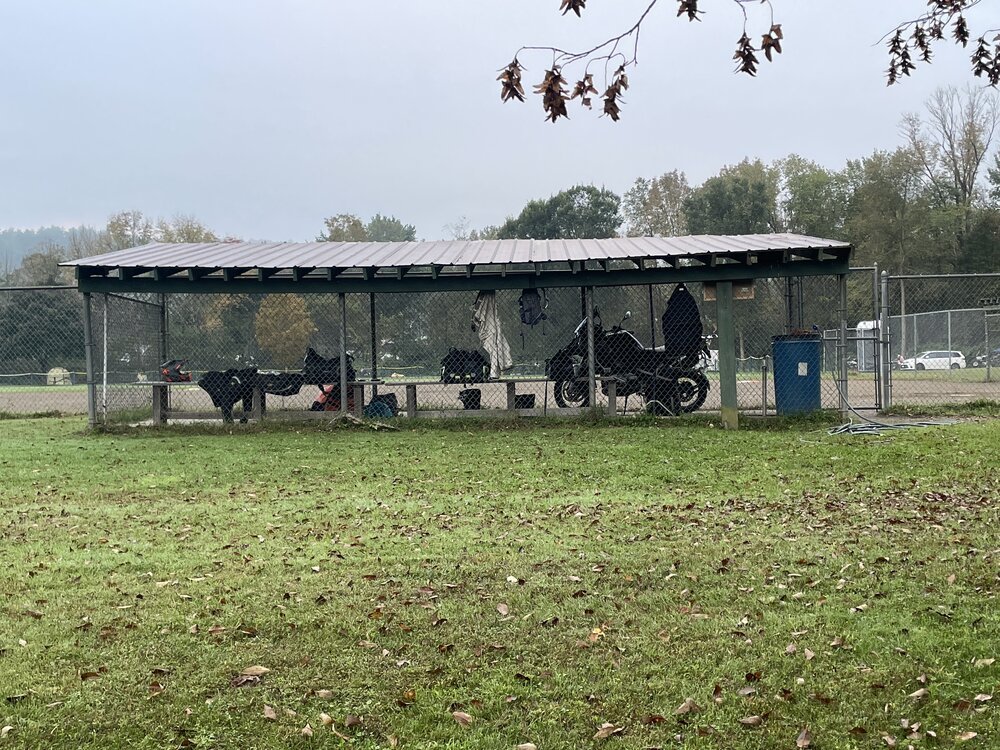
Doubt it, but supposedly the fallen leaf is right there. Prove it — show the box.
[593,722,625,740]
[796,727,812,748]
[319,713,333,727]
[956,731,978,741]
[975,693,993,702]
[785,643,797,655]
[497,603,509,616]
[79,671,101,681]
[804,648,815,661]
[240,665,270,677]
[263,705,277,721]
[301,724,313,737]
[516,744,538,750]
[315,690,334,699]
[739,715,763,727]
[452,711,473,727]
[974,658,994,668]
[398,689,416,707]
[0,727,12,739]
[908,688,929,700]
[737,687,757,697]
[345,714,362,727]
[675,698,701,715]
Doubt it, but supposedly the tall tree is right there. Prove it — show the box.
[317,214,369,242]
[684,159,780,235]
[365,214,417,242]
[777,155,847,238]
[156,215,220,243]
[902,85,1000,267]
[105,210,153,251]
[497,185,621,239]
[622,170,691,237]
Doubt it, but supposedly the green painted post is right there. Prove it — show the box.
[716,281,738,430]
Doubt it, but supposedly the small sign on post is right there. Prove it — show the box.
[704,280,755,301]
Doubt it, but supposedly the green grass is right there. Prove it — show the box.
[2,417,1000,749]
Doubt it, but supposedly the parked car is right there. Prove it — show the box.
[899,350,966,370]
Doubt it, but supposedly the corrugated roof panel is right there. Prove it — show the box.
[63,234,851,272]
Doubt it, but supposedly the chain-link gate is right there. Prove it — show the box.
[884,274,1000,409]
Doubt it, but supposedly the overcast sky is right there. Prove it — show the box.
[0,1,990,241]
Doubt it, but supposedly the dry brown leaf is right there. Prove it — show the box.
[263,705,277,721]
[956,731,978,741]
[785,643,797,655]
[301,724,313,737]
[345,714,362,727]
[315,689,334,699]
[739,715,763,726]
[516,744,538,750]
[909,687,929,700]
[319,712,333,727]
[805,648,815,661]
[796,727,812,747]
[240,665,270,677]
[675,698,701,715]
[497,603,510,616]
[974,658,995,667]
[0,727,12,739]
[593,722,625,740]
[975,693,993,702]
[452,711,473,727]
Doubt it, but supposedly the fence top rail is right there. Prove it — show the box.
[890,273,1000,280]
[0,285,77,291]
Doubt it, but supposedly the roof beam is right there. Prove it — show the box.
[188,268,218,282]
[291,267,315,282]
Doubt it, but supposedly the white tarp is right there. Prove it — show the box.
[472,291,513,378]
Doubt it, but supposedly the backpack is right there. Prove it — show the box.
[661,284,703,362]
[519,288,548,327]
[440,348,489,384]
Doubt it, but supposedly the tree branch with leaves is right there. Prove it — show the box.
[501,0,999,123]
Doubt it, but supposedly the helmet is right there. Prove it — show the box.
[159,359,192,383]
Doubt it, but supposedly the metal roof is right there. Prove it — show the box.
[63,234,852,294]
[65,234,848,270]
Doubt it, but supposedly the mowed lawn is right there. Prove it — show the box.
[1,417,999,750]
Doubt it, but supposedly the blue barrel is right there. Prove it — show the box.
[772,334,822,415]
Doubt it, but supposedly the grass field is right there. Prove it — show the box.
[2,416,1000,749]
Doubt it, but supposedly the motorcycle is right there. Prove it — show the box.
[545,310,711,415]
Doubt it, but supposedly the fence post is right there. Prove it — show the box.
[880,271,892,411]
[987,313,993,384]
[83,292,97,428]
[157,293,168,365]
[339,293,348,415]
[837,274,849,418]
[102,293,108,424]
[716,280,738,430]
[585,286,597,412]
[369,292,378,395]
[871,264,881,410]
[900,279,907,357]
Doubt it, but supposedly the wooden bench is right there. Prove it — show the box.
[138,380,383,424]
[380,377,618,417]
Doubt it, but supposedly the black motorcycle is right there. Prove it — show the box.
[545,310,710,415]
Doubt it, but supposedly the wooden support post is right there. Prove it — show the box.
[251,387,264,421]
[606,378,617,416]
[339,293,348,416]
[83,292,97,428]
[716,281,739,430]
[152,384,167,425]
[506,381,516,411]
[406,385,417,418]
[585,287,597,412]
[353,384,364,418]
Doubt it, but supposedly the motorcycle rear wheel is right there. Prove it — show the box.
[645,370,710,416]
[554,378,590,408]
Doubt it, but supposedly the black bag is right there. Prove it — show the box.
[519,288,547,327]
[661,284,703,362]
[458,388,481,410]
[440,348,489,384]
[303,347,356,385]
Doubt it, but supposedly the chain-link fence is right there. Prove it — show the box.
[35,270,1000,423]
[884,274,1000,408]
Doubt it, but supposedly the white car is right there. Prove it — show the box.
[899,350,966,370]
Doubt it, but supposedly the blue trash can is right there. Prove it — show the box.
[772,334,822,415]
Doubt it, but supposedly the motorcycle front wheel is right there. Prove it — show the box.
[553,378,590,408]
